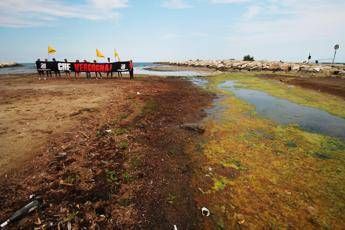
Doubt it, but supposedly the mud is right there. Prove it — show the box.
[0,75,213,229]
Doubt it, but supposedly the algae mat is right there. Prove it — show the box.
[190,74,345,229]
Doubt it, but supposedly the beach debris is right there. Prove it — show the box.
[34,217,42,225]
[234,213,245,225]
[179,123,205,133]
[56,152,67,160]
[201,207,210,217]
[67,221,72,230]
[0,196,42,228]
[137,92,141,95]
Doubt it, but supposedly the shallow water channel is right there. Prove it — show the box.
[217,80,345,140]
[190,77,345,140]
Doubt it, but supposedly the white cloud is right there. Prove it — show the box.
[243,5,261,20]
[0,0,128,27]
[210,0,250,3]
[162,0,191,9]
[88,0,128,9]
[226,0,345,61]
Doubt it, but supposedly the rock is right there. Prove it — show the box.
[166,59,345,76]
[0,62,20,68]
[179,123,205,133]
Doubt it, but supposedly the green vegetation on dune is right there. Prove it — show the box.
[191,73,345,228]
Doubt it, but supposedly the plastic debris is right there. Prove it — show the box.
[201,207,210,216]
[0,196,42,228]
[173,224,178,230]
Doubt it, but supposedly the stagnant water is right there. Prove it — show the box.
[217,80,345,140]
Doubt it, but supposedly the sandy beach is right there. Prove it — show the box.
[0,71,344,228]
[0,73,212,228]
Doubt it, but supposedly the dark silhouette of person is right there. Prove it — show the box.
[45,58,52,78]
[35,58,44,78]
[107,57,113,78]
[74,60,80,78]
[64,58,71,78]
[52,58,61,77]
[129,60,134,79]
[84,60,91,79]
[93,60,102,79]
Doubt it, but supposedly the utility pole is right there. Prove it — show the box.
[332,44,339,64]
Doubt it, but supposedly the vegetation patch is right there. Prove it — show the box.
[191,73,345,228]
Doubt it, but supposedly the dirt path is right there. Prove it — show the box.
[0,75,212,229]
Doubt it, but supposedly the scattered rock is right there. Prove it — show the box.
[167,60,345,76]
[179,123,205,133]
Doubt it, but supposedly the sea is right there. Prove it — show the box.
[0,62,207,77]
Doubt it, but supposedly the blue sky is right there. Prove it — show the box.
[0,0,344,62]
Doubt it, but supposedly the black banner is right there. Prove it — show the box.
[36,60,134,78]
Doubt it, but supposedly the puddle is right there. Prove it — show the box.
[190,77,208,88]
[219,80,345,140]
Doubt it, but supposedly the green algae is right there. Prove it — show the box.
[191,73,345,228]
[207,73,345,118]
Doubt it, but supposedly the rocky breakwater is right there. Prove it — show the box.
[0,62,20,68]
[166,60,345,77]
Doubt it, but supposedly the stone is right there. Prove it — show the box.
[179,123,205,133]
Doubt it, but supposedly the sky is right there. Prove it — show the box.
[0,0,344,62]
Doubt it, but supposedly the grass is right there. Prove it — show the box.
[114,127,128,136]
[105,169,118,184]
[118,140,129,150]
[190,73,345,228]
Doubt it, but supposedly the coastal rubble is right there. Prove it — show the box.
[0,62,19,68]
[165,60,345,76]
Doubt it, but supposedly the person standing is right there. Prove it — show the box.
[93,60,102,79]
[84,60,91,79]
[106,57,113,78]
[45,58,52,78]
[74,60,80,79]
[129,60,134,79]
[64,59,71,78]
[52,58,61,77]
[35,58,44,80]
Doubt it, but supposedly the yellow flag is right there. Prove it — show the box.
[48,45,56,54]
[96,49,105,58]
[114,49,120,61]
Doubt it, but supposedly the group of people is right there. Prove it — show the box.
[35,58,124,80]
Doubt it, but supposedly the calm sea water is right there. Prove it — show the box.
[0,62,206,77]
